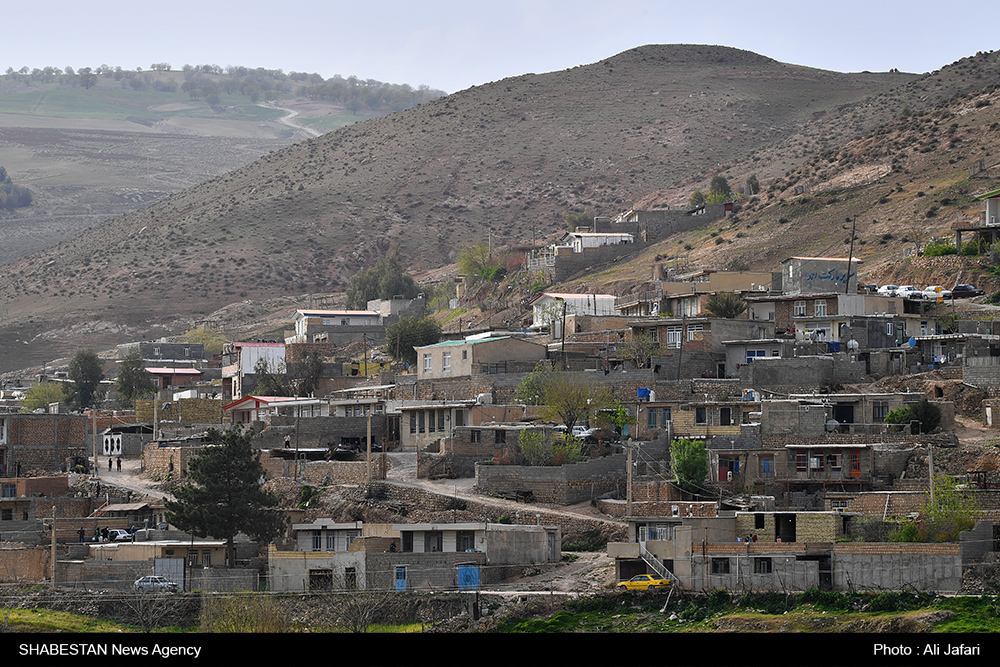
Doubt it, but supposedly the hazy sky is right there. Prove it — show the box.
[6,0,996,94]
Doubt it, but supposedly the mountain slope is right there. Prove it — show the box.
[2,44,998,371]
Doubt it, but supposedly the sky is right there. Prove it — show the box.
[6,0,998,94]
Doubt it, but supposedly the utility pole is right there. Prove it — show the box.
[626,437,633,517]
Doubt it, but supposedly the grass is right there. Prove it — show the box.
[0,607,191,633]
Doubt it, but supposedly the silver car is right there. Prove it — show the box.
[133,575,180,592]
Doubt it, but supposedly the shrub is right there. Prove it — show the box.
[922,242,957,256]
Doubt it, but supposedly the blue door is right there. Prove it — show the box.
[457,565,480,590]
[394,566,407,591]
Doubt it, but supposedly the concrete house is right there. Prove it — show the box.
[414,337,547,381]
[221,342,286,400]
[528,292,618,337]
[268,520,560,592]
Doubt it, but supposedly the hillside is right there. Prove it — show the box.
[4,45,1000,372]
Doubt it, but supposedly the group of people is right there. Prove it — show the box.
[107,456,122,472]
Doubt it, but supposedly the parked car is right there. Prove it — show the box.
[922,285,952,300]
[896,285,923,299]
[877,284,899,297]
[952,284,985,298]
[109,528,133,542]
[858,283,878,294]
[133,575,180,593]
[617,574,671,591]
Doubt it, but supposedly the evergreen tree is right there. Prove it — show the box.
[670,438,708,495]
[116,348,156,407]
[68,348,104,408]
[385,316,441,364]
[165,426,285,567]
[345,246,419,309]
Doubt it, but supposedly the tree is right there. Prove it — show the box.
[670,438,708,495]
[21,383,67,412]
[564,208,595,232]
[704,292,748,319]
[385,316,441,365]
[68,349,104,408]
[116,348,156,407]
[345,246,419,310]
[689,190,706,209]
[291,349,325,396]
[164,425,286,567]
[515,362,611,431]
[745,174,760,196]
[621,332,664,369]
[456,241,506,283]
[883,398,941,434]
[252,358,289,396]
[708,175,733,202]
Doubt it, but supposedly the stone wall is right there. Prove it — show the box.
[136,398,224,425]
[142,444,201,480]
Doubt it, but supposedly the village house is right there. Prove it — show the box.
[527,292,619,338]
[116,340,206,368]
[0,413,89,475]
[221,341,286,400]
[413,336,547,381]
[628,316,774,379]
[268,520,560,592]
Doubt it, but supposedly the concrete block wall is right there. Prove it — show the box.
[142,444,200,480]
[136,398,224,424]
[475,452,627,504]
[0,546,48,583]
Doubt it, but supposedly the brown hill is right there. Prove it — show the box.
[3,44,1000,372]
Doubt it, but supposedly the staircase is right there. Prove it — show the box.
[640,544,678,586]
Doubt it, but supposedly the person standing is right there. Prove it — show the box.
[108,457,112,471]
[116,457,121,472]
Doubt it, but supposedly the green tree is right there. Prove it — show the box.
[621,332,663,369]
[707,175,733,203]
[457,241,506,283]
[704,292,748,319]
[745,174,760,196]
[918,475,978,542]
[564,208,595,232]
[68,349,104,408]
[291,349,325,396]
[116,348,156,407]
[515,363,611,431]
[670,438,708,494]
[345,246,419,310]
[21,383,67,412]
[883,398,941,434]
[689,190,706,208]
[385,316,442,365]
[164,425,286,567]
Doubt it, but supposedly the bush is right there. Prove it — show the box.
[922,242,957,256]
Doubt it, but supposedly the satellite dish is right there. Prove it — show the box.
[825,419,839,432]
[847,339,859,350]
[908,337,916,347]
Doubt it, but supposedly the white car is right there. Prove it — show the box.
[877,285,899,297]
[922,285,952,300]
[896,285,923,299]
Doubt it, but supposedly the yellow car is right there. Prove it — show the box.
[617,574,671,591]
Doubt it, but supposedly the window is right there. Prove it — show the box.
[470,430,481,444]
[796,451,808,472]
[457,531,475,552]
[759,455,774,478]
[423,353,433,373]
[344,567,357,590]
[755,514,765,529]
[887,323,894,336]
[1,484,14,498]
[442,352,451,372]
[873,400,889,422]
[312,532,322,551]
[494,430,507,444]
[647,410,658,428]
[687,323,704,341]
[428,409,436,433]
[438,411,446,431]
[326,534,336,551]
[828,451,843,471]
[402,532,413,552]
[409,412,417,433]
[681,298,699,317]
[462,350,468,360]
[418,411,425,433]
[814,300,827,317]
[711,558,730,574]
[424,531,443,552]
[395,566,407,590]
[695,407,707,425]
[720,407,732,426]
[666,326,682,349]
[661,408,672,424]
[754,557,773,574]
[793,301,807,316]
[746,349,766,364]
